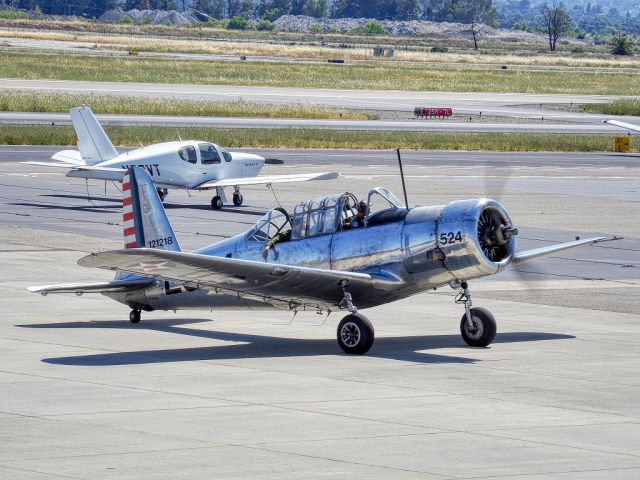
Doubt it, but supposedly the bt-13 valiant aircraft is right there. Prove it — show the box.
[24,107,338,209]
[29,166,614,354]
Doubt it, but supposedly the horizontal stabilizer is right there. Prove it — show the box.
[51,150,84,164]
[512,236,615,266]
[27,278,155,295]
[195,172,339,190]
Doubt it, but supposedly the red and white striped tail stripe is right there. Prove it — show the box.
[122,170,137,249]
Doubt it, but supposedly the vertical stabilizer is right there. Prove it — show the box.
[69,107,118,165]
[123,167,181,252]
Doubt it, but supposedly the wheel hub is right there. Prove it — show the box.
[464,317,484,340]
[340,322,361,347]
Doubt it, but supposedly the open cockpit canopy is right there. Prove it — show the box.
[246,188,407,244]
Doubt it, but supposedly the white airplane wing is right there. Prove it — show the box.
[78,248,401,311]
[603,119,640,133]
[194,172,339,190]
[28,278,155,295]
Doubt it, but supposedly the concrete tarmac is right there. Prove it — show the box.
[1,148,639,478]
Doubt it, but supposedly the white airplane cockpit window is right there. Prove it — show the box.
[199,143,221,164]
[178,145,197,164]
[220,147,232,162]
[247,207,291,243]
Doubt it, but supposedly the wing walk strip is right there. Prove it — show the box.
[122,171,137,249]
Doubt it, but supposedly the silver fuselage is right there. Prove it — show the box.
[105,199,516,313]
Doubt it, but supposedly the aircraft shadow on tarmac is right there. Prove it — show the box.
[18,318,573,367]
[12,201,120,214]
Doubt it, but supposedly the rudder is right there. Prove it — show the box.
[123,167,181,252]
[70,106,118,165]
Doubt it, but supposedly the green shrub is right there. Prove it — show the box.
[431,46,449,53]
[610,35,634,55]
[227,15,254,30]
[206,18,228,29]
[0,9,28,19]
[349,21,389,36]
[256,19,274,31]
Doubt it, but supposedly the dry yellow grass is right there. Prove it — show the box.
[1,29,639,69]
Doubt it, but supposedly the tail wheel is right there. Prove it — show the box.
[460,307,496,347]
[232,192,243,206]
[129,309,141,324]
[211,196,223,209]
[337,313,374,355]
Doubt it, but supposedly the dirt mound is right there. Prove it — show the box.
[273,15,546,42]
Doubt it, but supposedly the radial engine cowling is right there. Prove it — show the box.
[437,199,518,281]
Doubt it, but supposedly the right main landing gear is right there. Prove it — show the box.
[336,281,374,354]
[129,309,141,324]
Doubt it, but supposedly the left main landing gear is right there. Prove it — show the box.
[453,281,497,347]
[336,281,374,354]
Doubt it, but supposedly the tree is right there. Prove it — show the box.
[610,34,634,55]
[454,0,496,50]
[193,0,225,18]
[540,2,571,51]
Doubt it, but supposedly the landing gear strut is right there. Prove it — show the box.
[232,186,243,206]
[336,281,374,354]
[453,281,496,347]
[129,309,141,324]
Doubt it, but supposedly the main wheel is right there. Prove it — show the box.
[337,313,374,355]
[460,307,496,347]
[156,188,168,202]
[129,309,141,324]
[232,192,243,206]
[211,195,223,209]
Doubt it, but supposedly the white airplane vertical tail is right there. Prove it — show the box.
[123,167,181,252]
[69,107,118,165]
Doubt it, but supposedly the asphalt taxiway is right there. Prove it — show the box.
[1,148,639,479]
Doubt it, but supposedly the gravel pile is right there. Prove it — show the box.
[273,15,546,42]
[99,9,199,26]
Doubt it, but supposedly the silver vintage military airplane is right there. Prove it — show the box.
[23,106,338,209]
[29,166,612,354]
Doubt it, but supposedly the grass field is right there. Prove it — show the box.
[2,28,638,69]
[0,125,626,152]
[581,98,640,116]
[0,90,374,119]
[1,50,639,95]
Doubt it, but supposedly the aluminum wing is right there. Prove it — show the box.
[194,172,339,190]
[78,248,402,310]
[512,236,613,266]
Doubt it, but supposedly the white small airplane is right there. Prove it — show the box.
[24,107,339,209]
